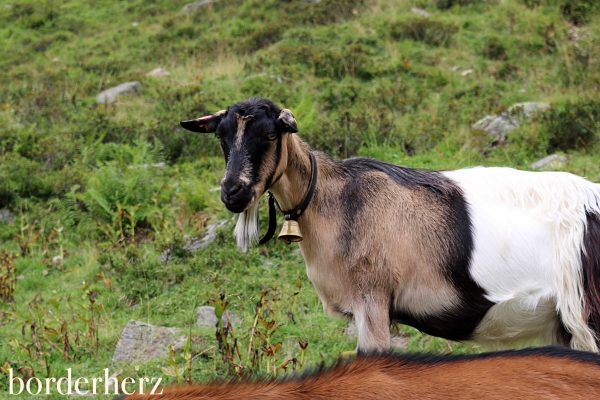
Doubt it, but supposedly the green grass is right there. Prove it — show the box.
[0,0,599,397]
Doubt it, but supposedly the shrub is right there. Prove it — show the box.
[560,0,598,25]
[435,0,491,9]
[240,22,291,53]
[314,44,375,80]
[389,18,458,47]
[283,0,369,26]
[82,139,166,236]
[481,36,507,60]
[540,99,600,151]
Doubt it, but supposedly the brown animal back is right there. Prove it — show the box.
[120,347,600,400]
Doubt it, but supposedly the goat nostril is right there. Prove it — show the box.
[224,183,242,196]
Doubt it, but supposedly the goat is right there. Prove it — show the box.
[180,97,600,353]
[117,346,600,399]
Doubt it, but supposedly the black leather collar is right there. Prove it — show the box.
[259,152,317,245]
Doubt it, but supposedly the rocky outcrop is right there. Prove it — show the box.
[472,102,550,144]
[97,82,141,104]
[112,320,187,363]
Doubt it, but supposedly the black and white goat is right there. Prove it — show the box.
[181,97,600,353]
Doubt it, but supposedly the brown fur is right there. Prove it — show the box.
[120,347,600,399]
[269,134,463,350]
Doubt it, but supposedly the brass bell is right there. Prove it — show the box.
[278,220,303,244]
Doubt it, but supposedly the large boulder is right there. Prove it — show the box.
[97,82,141,104]
[472,102,550,144]
[112,321,187,363]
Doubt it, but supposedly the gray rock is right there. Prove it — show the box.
[292,248,302,256]
[531,154,567,170]
[160,219,230,261]
[472,102,550,144]
[97,82,141,104]
[184,219,229,252]
[112,320,187,363]
[181,0,216,13]
[196,306,240,329]
[146,68,170,77]
[0,208,14,224]
[411,7,431,17]
[472,115,518,143]
[507,102,550,118]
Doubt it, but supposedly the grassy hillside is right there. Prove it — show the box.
[1,0,599,397]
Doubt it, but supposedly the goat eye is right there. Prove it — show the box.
[267,133,277,141]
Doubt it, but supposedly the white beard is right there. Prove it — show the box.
[233,200,260,253]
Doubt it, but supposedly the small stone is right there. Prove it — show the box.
[0,208,14,224]
[461,69,473,76]
[146,68,170,77]
[530,154,567,170]
[264,261,275,267]
[411,7,431,17]
[97,81,141,104]
[183,219,229,252]
[196,306,240,329]
[292,248,302,256]
[132,21,139,27]
[52,255,62,265]
[112,321,187,363]
[245,72,267,80]
[52,57,59,62]
[181,0,216,13]
[451,65,461,72]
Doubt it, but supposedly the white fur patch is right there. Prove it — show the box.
[234,200,259,253]
[444,167,600,352]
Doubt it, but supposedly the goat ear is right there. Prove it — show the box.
[277,109,298,133]
[180,109,226,133]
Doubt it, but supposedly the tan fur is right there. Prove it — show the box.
[268,135,460,351]
[121,349,600,399]
[234,113,253,148]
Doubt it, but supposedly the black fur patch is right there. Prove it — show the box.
[338,157,494,341]
[582,211,600,347]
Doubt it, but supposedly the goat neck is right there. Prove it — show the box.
[269,134,316,215]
